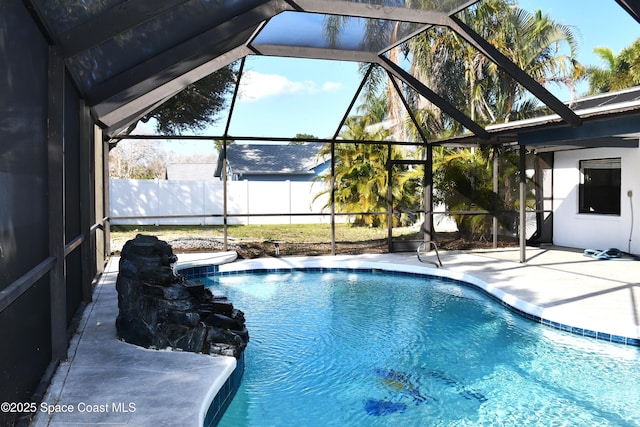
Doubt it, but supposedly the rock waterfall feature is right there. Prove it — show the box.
[115,234,248,358]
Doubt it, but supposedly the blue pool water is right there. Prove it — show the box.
[201,270,640,426]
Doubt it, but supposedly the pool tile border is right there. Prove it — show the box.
[203,354,245,427]
[179,264,640,347]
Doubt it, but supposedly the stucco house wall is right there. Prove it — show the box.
[553,145,640,253]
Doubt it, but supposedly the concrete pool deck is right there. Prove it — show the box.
[32,246,640,426]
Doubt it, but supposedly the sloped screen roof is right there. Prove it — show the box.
[252,11,423,52]
[27,0,640,138]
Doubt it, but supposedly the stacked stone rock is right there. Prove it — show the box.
[115,234,248,358]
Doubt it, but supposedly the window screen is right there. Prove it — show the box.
[578,158,621,215]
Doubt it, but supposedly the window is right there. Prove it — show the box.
[579,158,621,215]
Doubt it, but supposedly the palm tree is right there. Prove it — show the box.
[489,7,585,115]
[588,38,640,94]
[430,145,532,240]
[314,113,421,228]
[432,147,494,239]
[407,0,584,130]
[315,116,389,227]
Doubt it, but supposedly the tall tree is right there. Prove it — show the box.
[291,134,318,145]
[408,0,584,131]
[588,38,640,94]
[141,64,237,134]
[109,140,167,179]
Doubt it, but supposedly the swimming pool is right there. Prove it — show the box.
[200,269,640,426]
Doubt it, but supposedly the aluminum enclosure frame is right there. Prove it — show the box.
[3,1,640,425]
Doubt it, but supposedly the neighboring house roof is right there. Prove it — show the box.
[166,163,218,180]
[215,143,326,179]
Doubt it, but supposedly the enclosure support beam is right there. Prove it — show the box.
[333,64,374,139]
[387,143,393,252]
[48,47,68,361]
[329,143,336,255]
[222,58,246,251]
[424,144,433,243]
[616,0,640,24]
[378,56,489,139]
[79,101,95,302]
[519,145,527,263]
[222,140,228,251]
[492,148,499,249]
[94,125,106,272]
[103,136,111,257]
[386,71,434,244]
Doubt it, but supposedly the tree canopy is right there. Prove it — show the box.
[406,0,584,137]
[141,64,237,135]
[315,114,421,228]
[588,38,640,94]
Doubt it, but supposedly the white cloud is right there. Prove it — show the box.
[238,71,342,102]
[322,81,343,92]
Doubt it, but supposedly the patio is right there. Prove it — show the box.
[32,246,640,426]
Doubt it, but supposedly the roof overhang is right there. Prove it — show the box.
[433,89,640,151]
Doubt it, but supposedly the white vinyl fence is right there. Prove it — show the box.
[109,178,339,225]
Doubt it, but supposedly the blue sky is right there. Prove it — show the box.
[519,0,640,98]
[134,0,640,154]
[227,57,362,139]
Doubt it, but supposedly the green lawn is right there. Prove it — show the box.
[110,223,418,244]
